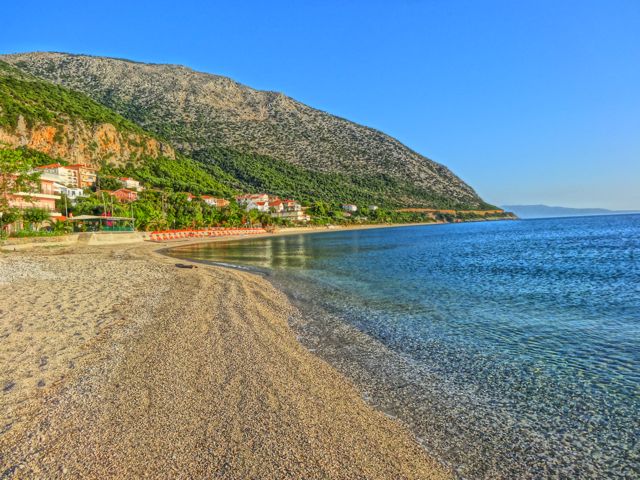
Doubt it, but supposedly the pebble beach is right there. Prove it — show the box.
[0,240,450,479]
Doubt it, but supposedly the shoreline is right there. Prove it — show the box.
[0,239,451,478]
[153,220,452,252]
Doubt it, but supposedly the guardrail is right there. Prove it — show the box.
[147,227,267,242]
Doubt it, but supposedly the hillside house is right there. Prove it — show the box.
[268,199,284,213]
[119,177,143,191]
[236,193,271,212]
[35,163,97,189]
[342,204,358,213]
[108,188,138,203]
[201,195,230,208]
[236,193,270,206]
[246,200,270,213]
[270,198,309,222]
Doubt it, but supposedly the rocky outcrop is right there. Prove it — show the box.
[0,115,174,166]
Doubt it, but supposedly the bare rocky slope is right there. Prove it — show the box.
[2,52,492,209]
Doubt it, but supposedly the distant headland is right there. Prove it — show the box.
[502,204,639,219]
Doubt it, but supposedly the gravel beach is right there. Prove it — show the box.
[0,240,450,479]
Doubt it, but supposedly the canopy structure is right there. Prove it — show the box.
[68,215,135,232]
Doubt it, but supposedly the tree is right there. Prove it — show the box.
[1,148,40,208]
[0,148,41,232]
[96,175,123,191]
[0,209,19,234]
[22,208,50,231]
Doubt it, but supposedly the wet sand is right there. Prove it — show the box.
[0,240,450,479]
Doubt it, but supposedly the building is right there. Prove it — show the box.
[368,205,379,211]
[237,194,307,219]
[273,209,310,222]
[342,204,358,213]
[59,185,85,201]
[282,199,302,211]
[236,193,270,206]
[106,188,138,203]
[6,176,61,216]
[119,177,142,191]
[201,196,230,208]
[268,199,284,213]
[35,163,97,188]
[36,164,78,187]
[270,198,309,222]
[66,164,97,188]
[36,172,85,201]
[245,199,270,213]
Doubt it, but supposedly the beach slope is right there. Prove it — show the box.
[0,243,448,479]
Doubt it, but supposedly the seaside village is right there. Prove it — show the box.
[2,158,509,242]
[2,161,319,239]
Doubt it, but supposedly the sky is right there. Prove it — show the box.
[2,0,639,209]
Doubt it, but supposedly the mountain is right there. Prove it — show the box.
[1,52,494,209]
[0,60,240,196]
[502,205,639,219]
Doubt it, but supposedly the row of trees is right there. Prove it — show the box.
[63,190,292,231]
[305,201,440,225]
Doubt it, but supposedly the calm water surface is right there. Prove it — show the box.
[169,215,640,479]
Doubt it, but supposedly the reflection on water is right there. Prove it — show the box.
[169,218,640,479]
[178,234,318,269]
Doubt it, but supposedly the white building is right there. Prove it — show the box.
[119,177,142,191]
[368,205,379,211]
[342,204,358,213]
[34,172,85,202]
[270,198,309,222]
[200,195,230,208]
[59,185,85,200]
[245,199,271,213]
[268,199,284,213]
[36,164,78,187]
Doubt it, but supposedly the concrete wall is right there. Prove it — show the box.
[78,232,144,245]
[1,232,144,251]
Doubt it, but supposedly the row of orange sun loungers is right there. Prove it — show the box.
[149,227,267,242]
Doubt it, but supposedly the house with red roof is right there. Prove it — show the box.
[107,188,138,203]
[201,195,230,208]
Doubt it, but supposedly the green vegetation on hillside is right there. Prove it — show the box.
[4,146,68,167]
[99,154,238,197]
[195,147,497,210]
[0,60,147,134]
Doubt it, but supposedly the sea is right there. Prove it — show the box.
[168,214,640,479]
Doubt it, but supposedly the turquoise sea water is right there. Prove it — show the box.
[169,215,640,479]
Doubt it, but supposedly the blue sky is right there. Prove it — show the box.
[2,0,639,209]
